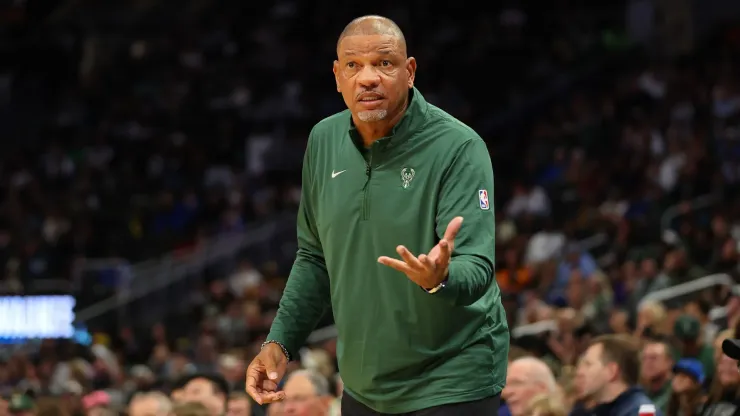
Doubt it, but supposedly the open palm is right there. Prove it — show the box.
[378,216,463,289]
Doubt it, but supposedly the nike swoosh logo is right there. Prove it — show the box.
[331,170,346,178]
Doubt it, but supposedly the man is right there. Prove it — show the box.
[179,373,230,416]
[640,338,673,413]
[227,393,254,416]
[684,298,719,344]
[220,355,247,392]
[575,335,658,416]
[129,392,173,416]
[246,14,507,416]
[501,357,558,416]
[673,314,715,381]
[281,369,331,416]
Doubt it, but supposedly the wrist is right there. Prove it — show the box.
[261,340,291,362]
[424,277,448,294]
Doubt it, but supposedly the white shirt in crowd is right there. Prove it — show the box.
[506,186,551,218]
[525,231,565,264]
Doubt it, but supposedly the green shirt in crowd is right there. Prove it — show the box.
[646,380,671,413]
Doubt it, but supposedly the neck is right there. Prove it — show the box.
[354,98,409,147]
[597,382,629,405]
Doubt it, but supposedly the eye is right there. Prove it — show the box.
[347,62,356,69]
[381,60,391,67]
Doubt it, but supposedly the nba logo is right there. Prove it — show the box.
[478,189,490,210]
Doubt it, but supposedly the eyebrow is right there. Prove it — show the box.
[342,49,394,57]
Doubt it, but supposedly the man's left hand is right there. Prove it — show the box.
[378,216,463,289]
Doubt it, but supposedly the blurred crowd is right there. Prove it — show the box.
[3,0,740,415]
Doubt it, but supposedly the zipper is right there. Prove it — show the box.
[361,147,375,220]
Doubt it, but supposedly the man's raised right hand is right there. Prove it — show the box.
[245,343,288,405]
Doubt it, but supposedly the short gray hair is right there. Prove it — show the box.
[287,369,330,396]
[130,391,173,414]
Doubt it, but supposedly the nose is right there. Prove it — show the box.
[357,65,381,88]
[501,385,511,400]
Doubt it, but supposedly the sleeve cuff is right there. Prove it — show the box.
[431,264,461,303]
[264,332,297,361]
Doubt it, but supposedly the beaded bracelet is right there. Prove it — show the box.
[261,340,292,362]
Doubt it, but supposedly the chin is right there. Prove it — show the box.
[357,109,388,122]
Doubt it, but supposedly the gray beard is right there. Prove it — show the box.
[357,109,388,122]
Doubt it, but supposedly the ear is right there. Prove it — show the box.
[333,61,341,92]
[606,362,620,383]
[406,57,417,89]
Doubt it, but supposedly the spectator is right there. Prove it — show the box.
[666,359,705,416]
[701,353,740,415]
[128,392,172,416]
[575,335,656,415]
[635,301,669,339]
[641,338,674,413]
[527,394,568,416]
[80,391,111,416]
[281,369,330,416]
[673,315,715,381]
[226,393,255,416]
[684,299,719,345]
[178,374,229,416]
[502,357,560,416]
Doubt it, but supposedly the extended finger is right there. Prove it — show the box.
[418,254,435,270]
[443,216,464,241]
[437,240,451,266]
[397,245,424,270]
[261,391,286,403]
[246,383,263,404]
[378,256,414,274]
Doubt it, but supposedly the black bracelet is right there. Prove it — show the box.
[261,340,292,362]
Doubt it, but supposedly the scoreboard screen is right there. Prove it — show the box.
[0,296,76,340]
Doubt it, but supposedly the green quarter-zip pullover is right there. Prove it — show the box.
[268,88,509,414]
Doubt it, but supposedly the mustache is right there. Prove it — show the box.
[356,91,385,100]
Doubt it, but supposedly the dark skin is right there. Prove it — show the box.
[246,16,464,405]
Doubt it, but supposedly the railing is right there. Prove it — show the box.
[75,212,296,327]
[512,273,734,338]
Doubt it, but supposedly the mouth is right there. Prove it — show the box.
[357,93,385,108]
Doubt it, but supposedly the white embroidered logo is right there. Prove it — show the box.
[401,168,415,189]
[331,170,346,178]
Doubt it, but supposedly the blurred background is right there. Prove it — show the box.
[2,0,740,415]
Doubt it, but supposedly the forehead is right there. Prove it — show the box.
[584,344,603,360]
[506,363,531,381]
[337,35,402,57]
[643,343,667,355]
[284,375,316,397]
[185,378,212,391]
[229,398,249,407]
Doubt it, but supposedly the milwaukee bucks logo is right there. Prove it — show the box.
[401,168,415,189]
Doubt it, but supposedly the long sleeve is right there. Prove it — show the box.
[434,138,497,306]
[266,134,331,359]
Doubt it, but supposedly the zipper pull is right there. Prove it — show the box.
[365,163,371,176]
